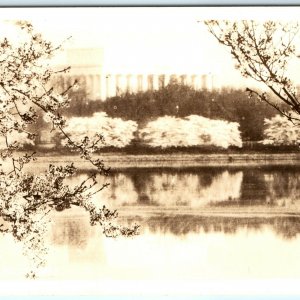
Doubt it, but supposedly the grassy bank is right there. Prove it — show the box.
[29,152,300,169]
[33,142,300,155]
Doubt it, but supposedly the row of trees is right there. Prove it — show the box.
[60,112,300,149]
[60,83,278,142]
[59,113,242,149]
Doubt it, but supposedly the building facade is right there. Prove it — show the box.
[53,48,215,101]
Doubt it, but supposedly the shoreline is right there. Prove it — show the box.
[31,152,300,169]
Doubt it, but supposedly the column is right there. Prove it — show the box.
[142,74,148,91]
[100,74,107,101]
[158,75,164,89]
[137,74,143,92]
[174,74,180,84]
[116,74,127,95]
[201,74,208,90]
[164,74,170,87]
[148,75,153,90]
[76,75,85,92]
[127,74,132,93]
[105,75,110,99]
[95,75,101,99]
[193,75,202,90]
[92,74,100,100]
[105,74,116,98]
[181,74,187,85]
[153,74,159,90]
[87,75,94,99]
[131,75,138,94]
[190,75,196,89]
[185,74,192,87]
[170,74,177,84]
[110,74,117,97]
[115,74,121,96]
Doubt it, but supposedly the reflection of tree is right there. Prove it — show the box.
[273,217,300,239]
[95,169,243,207]
[74,167,300,211]
[208,167,300,207]
[93,173,139,206]
[262,170,300,207]
[131,214,300,240]
[239,169,268,205]
[143,170,242,207]
[130,172,151,204]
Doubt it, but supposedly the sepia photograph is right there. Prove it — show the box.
[0,6,300,296]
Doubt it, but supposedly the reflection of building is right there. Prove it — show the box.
[54,48,215,101]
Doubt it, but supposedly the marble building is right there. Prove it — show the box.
[53,48,215,101]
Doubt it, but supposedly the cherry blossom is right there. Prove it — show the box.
[205,20,300,122]
[0,21,139,279]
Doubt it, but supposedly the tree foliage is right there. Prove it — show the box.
[262,113,300,146]
[0,21,138,278]
[68,84,277,141]
[205,20,300,123]
[61,112,138,148]
[139,115,242,149]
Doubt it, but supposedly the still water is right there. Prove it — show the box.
[2,165,300,281]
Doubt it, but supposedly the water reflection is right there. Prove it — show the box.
[69,169,244,207]
[239,167,300,207]
[70,166,300,209]
[264,171,300,207]
[126,215,300,239]
[51,209,91,248]
[60,166,300,241]
[7,164,300,280]
[46,209,300,281]
[51,209,300,242]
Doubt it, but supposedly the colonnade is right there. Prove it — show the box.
[55,73,214,101]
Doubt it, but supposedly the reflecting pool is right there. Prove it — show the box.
[2,165,300,281]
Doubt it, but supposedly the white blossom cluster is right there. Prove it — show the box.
[205,20,300,119]
[0,21,139,279]
[0,21,71,150]
[0,132,35,150]
[205,21,297,89]
[62,112,138,148]
[262,113,300,145]
[139,115,242,149]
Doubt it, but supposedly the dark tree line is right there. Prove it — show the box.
[61,83,280,142]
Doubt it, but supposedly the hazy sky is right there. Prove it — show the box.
[1,7,300,88]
